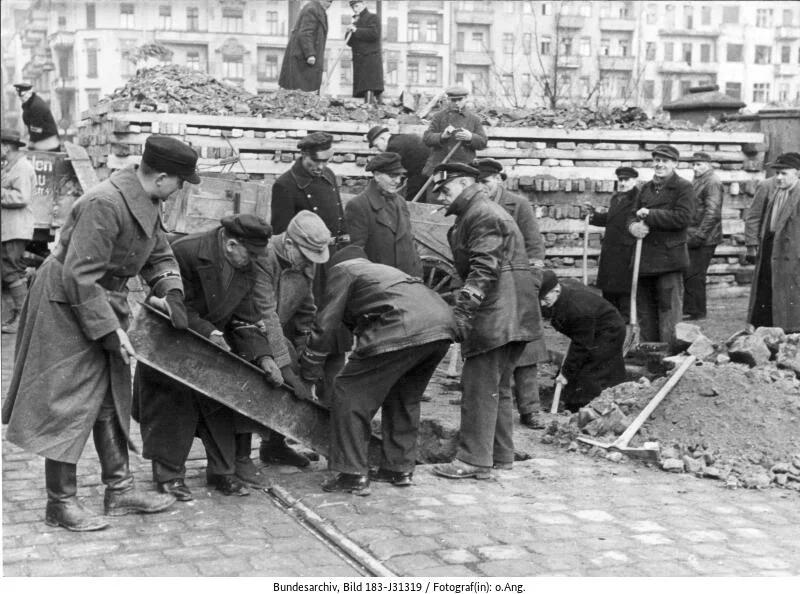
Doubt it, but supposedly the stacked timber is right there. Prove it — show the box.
[77,112,765,296]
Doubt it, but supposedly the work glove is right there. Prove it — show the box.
[441,125,455,139]
[628,221,650,239]
[280,365,313,401]
[454,128,473,142]
[300,348,326,383]
[208,330,231,352]
[744,246,757,265]
[306,56,316,66]
[259,356,284,387]
[100,328,136,365]
[556,373,568,387]
[688,235,704,249]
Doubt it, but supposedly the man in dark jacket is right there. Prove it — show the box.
[345,152,422,276]
[366,125,431,202]
[3,135,196,532]
[300,245,455,495]
[136,215,298,499]
[271,131,349,403]
[628,144,695,347]
[278,0,332,92]
[683,152,723,320]
[428,164,539,480]
[13,82,60,151]
[346,1,383,103]
[585,166,640,319]
[422,87,487,177]
[538,271,627,412]
[474,158,548,430]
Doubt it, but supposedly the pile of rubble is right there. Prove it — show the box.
[543,325,800,490]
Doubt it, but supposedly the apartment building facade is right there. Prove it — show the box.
[2,1,798,135]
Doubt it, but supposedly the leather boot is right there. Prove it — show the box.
[2,281,27,334]
[44,459,109,531]
[259,432,310,468]
[235,433,270,488]
[93,413,175,516]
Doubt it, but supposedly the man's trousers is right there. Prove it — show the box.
[636,271,684,346]
[683,246,716,318]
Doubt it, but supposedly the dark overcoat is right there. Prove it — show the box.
[547,281,627,410]
[2,166,183,463]
[386,133,430,201]
[689,169,723,247]
[591,187,639,293]
[278,0,328,92]
[346,8,383,98]
[446,184,539,358]
[631,172,695,275]
[22,92,59,142]
[422,106,487,176]
[745,178,800,332]
[134,227,273,463]
[345,179,422,276]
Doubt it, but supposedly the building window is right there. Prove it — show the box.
[407,60,419,84]
[683,5,693,29]
[616,75,631,99]
[558,73,573,96]
[599,4,610,18]
[755,9,773,28]
[522,73,532,97]
[724,82,742,100]
[503,33,514,55]
[159,6,172,30]
[186,51,201,71]
[120,3,135,28]
[540,37,551,55]
[754,46,771,65]
[779,83,790,102]
[456,31,465,51]
[619,2,631,19]
[643,80,655,99]
[266,11,278,35]
[120,39,136,76]
[541,3,551,16]
[664,4,675,28]
[522,33,532,55]
[752,83,770,102]
[386,17,398,42]
[257,52,278,81]
[726,44,743,62]
[86,3,95,29]
[187,7,199,31]
[664,42,674,62]
[783,9,794,26]
[780,45,791,64]
[701,6,711,26]
[618,39,629,57]
[721,6,739,24]
[600,39,611,57]
[426,21,440,42]
[471,31,485,49]
[222,8,243,33]
[579,37,591,57]
[682,43,692,65]
[501,74,513,95]
[504,1,515,13]
[425,62,440,85]
[645,42,656,60]
[680,79,691,96]
[560,37,574,56]
[700,44,711,63]
[340,58,352,84]
[408,21,420,42]
[87,90,100,109]
[385,51,399,85]
[86,40,98,78]
[223,56,244,80]
[646,3,657,24]
[662,79,673,102]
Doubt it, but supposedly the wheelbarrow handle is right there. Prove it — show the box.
[411,140,463,203]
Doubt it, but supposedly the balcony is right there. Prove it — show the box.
[775,62,799,76]
[49,31,75,49]
[154,30,212,44]
[598,55,636,71]
[21,29,46,49]
[599,18,636,31]
[27,9,48,32]
[658,61,719,74]
[454,11,493,25]
[409,1,444,13]
[55,77,77,91]
[658,28,720,38]
[558,55,581,69]
[775,26,799,40]
[557,15,586,30]
[454,50,493,66]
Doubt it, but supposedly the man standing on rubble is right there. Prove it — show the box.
[345,1,383,104]
[427,163,538,480]
[345,152,422,276]
[744,152,800,333]
[278,0,332,93]
[301,245,456,495]
[627,144,694,347]
[365,125,430,201]
[13,82,61,151]
[684,152,723,321]
[271,131,349,404]
[474,158,548,430]
[3,135,195,531]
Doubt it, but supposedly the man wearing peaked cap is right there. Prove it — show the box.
[366,125,431,201]
[345,152,422,276]
[626,143,695,347]
[684,151,723,321]
[745,152,800,332]
[14,82,60,151]
[422,85,487,181]
[474,157,549,431]
[271,130,349,405]
[430,154,542,480]
[3,134,197,531]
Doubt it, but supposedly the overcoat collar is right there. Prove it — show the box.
[195,228,255,322]
[445,183,485,217]
[108,166,161,238]
[364,180,402,233]
[289,158,336,191]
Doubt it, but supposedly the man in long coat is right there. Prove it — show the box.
[539,271,627,413]
[474,158,548,430]
[2,136,196,531]
[428,164,538,480]
[345,152,422,276]
[628,144,695,347]
[301,245,456,495]
[366,125,431,202]
[744,152,800,333]
[278,0,332,92]
[345,1,383,102]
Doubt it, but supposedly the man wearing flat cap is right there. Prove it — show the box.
[13,82,61,151]
[345,1,383,104]
[744,152,800,332]
[1,128,36,334]
[627,144,695,347]
[345,152,422,276]
[251,210,332,469]
[271,131,349,403]
[3,135,197,532]
[366,125,430,201]
[422,87,487,180]
[279,0,333,92]
[474,157,548,430]
[135,214,289,500]
[684,152,723,321]
[426,163,540,480]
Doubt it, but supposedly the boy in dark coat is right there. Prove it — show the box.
[278,0,332,92]
[539,271,627,413]
[346,1,383,102]
[366,125,431,201]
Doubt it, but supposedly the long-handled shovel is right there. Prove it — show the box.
[549,346,569,414]
[411,141,463,203]
[321,32,352,94]
[582,215,591,286]
[622,237,643,356]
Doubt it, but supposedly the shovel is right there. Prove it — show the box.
[549,344,569,414]
[622,237,643,356]
[582,215,591,286]
[411,140,463,203]
[577,354,696,461]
